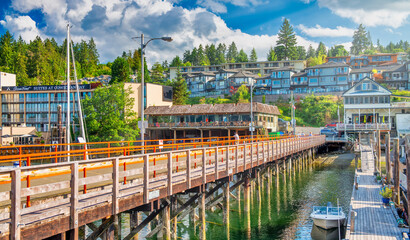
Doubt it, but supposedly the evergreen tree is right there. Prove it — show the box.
[12,36,29,86]
[250,48,257,62]
[329,45,349,57]
[351,24,370,55]
[316,42,327,57]
[183,50,192,64]
[306,45,315,59]
[170,56,183,67]
[276,18,297,60]
[172,68,190,105]
[197,44,210,65]
[110,57,130,84]
[296,46,306,60]
[267,47,277,61]
[0,31,14,70]
[206,44,218,65]
[274,45,286,61]
[150,62,165,84]
[216,43,226,64]
[236,49,248,62]
[367,32,373,50]
[226,42,238,63]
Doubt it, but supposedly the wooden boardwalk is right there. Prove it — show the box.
[345,144,403,240]
[0,136,325,239]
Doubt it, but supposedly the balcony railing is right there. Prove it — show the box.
[148,121,270,128]
[336,123,391,131]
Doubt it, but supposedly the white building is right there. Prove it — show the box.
[338,77,410,136]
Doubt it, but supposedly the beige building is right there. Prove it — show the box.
[0,72,16,88]
[124,83,173,118]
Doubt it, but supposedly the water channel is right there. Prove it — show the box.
[112,151,355,240]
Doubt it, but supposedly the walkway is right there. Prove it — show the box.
[345,144,403,240]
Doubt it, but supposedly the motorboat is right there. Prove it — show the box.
[310,202,345,230]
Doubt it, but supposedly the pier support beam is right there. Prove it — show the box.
[162,199,171,240]
[200,191,206,240]
[244,176,251,239]
[223,182,230,239]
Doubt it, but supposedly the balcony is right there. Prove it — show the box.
[148,121,273,129]
[336,123,391,131]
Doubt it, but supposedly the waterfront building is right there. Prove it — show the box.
[339,77,410,136]
[170,60,306,80]
[145,102,280,139]
[0,76,173,144]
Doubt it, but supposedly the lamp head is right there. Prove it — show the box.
[161,37,173,42]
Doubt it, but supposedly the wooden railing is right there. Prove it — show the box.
[337,123,391,131]
[0,135,325,239]
[0,135,293,166]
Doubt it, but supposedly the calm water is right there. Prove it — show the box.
[115,152,355,240]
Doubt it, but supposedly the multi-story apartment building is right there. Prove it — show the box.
[170,60,306,80]
[305,61,350,93]
[326,53,399,68]
[382,64,408,89]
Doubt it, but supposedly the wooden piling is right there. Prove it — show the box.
[200,192,206,240]
[386,133,391,184]
[394,138,400,205]
[244,176,251,239]
[163,199,171,240]
[224,182,230,239]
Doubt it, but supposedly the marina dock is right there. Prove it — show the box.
[345,144,404,239]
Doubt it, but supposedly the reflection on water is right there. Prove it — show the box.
[117,153,354,240]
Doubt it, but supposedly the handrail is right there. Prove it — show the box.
[0,134,299,166]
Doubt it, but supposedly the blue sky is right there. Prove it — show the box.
[1,0,409,64]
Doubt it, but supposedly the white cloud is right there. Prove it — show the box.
[0,15,44,42]
[4,0,319,65]
[315,0,410,28]
[196,0,265,13]
[297,24,354,37]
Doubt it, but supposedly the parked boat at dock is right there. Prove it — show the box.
[310,203,345,229]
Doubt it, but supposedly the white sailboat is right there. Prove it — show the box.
[310,202,345,230]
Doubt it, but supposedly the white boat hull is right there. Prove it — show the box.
[311,214,345,230]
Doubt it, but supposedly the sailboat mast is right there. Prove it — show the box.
[70,41,88,159]
[66,24,71,161]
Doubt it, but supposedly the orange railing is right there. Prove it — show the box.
[0,134,294,166]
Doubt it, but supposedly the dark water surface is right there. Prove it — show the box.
[116,152,355,240]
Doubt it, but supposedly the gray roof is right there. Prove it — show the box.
[306,61,349,69]
[145,102,280,116]
[229,70,259,79]
[382,64,406,73]
[291,71,307,77]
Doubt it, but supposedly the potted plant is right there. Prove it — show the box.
[376,175,382,183]
[379,186,392,205]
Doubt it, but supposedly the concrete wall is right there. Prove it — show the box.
[0,72,16,88]
[124,83,173,118]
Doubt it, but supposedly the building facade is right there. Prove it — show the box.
[339,77,410,137]
[0,80,173,138]
[170,60,306,80]
[145,102,280,139]
[326,53,400,68]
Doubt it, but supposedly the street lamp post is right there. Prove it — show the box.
[132,34,172,154]
[250,80,254,143]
